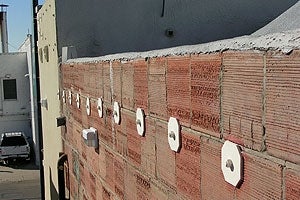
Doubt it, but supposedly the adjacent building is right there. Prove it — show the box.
[0,53,31,144]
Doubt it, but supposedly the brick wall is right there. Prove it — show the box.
[60,50,300,200]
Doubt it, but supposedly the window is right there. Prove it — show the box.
[3,79,17,100]
[1,136,27,146]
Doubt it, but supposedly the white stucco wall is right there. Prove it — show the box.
[0,53,31,138]
[19,35,40,166]
[38,1,62,199]
[55,0,298,57]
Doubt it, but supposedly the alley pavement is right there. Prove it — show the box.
[0,161,41,200]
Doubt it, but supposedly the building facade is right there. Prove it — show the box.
[0,53,31,143]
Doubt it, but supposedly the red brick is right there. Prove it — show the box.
[102,185,113,200]
[167,56,191,126]
[200,137,234,200]
[134,59,148,113]
[85,144,99,181]
[222,51,264,150]
[126,111,142,166]
[95,179,103,200]
[105,148,115,190]
[176,132,201,199]
[65,64,84,92]
[156,120,176,188]
[150,182,168,200]
[125,163,166,200]
[69,97,82,125]
[99,105,114,148]
[114,114,127,157]
[93,63,104,97]
[85,172,96,200]
[191,54,221,137]
[265,50,300,163]
[122,61,134,110]
[285,168,300,200]
[79,160,88,191]
[76,121,86,154]
[83,63,101,97]
[136,173,151,199]
[124,164,138,199]
[90,101,106,145]
[103,62,112,104]
[236,153,283,200]
[114,156,125,199]
[112,61,122,103]
[148,57,168,120]
[141,117,156,177]
[98,145,106,180]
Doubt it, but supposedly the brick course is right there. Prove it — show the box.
[61,49,300,199]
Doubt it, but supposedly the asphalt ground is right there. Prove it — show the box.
[0,161,41,200]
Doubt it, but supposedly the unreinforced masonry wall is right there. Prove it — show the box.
[60,48,300,199]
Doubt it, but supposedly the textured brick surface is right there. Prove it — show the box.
[265,50,300,163]
[156,120,176,188]
[200,137,234,200]
[167,56,191,126]
[103,62,112,104]
[148,58,168,120]
[236,152,283,200]
[124,164,138,199]
[285,168,300,200]
[133,59,148,113]
[113,156,125,199]
[176,132,201,199]
[61,50,300,200]
[122,61,134,110]
[191,54,221,137]
[222,51,264,150]
[99,105,114,148]
[112,61,122,103]
[104,148,114,190]
[141,117,156,177]
[126,111,142,167]
[114,114,127,157]
[84,63,102,97]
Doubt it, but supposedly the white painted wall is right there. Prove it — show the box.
[0,53,31,138]
[38,1,62,199]
[55,0,298,57]
[19,35,40,166]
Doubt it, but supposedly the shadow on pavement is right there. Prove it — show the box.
[0,160,39,170]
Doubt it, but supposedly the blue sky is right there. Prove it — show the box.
[1,0,44,52]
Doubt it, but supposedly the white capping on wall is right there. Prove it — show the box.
[168,117,181,152]
[113,101,120,124]
[86,97,91,116]
[62,46,77,63]
[221,140,243,187]
[97,97,103,118]
[136,108,145,136]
